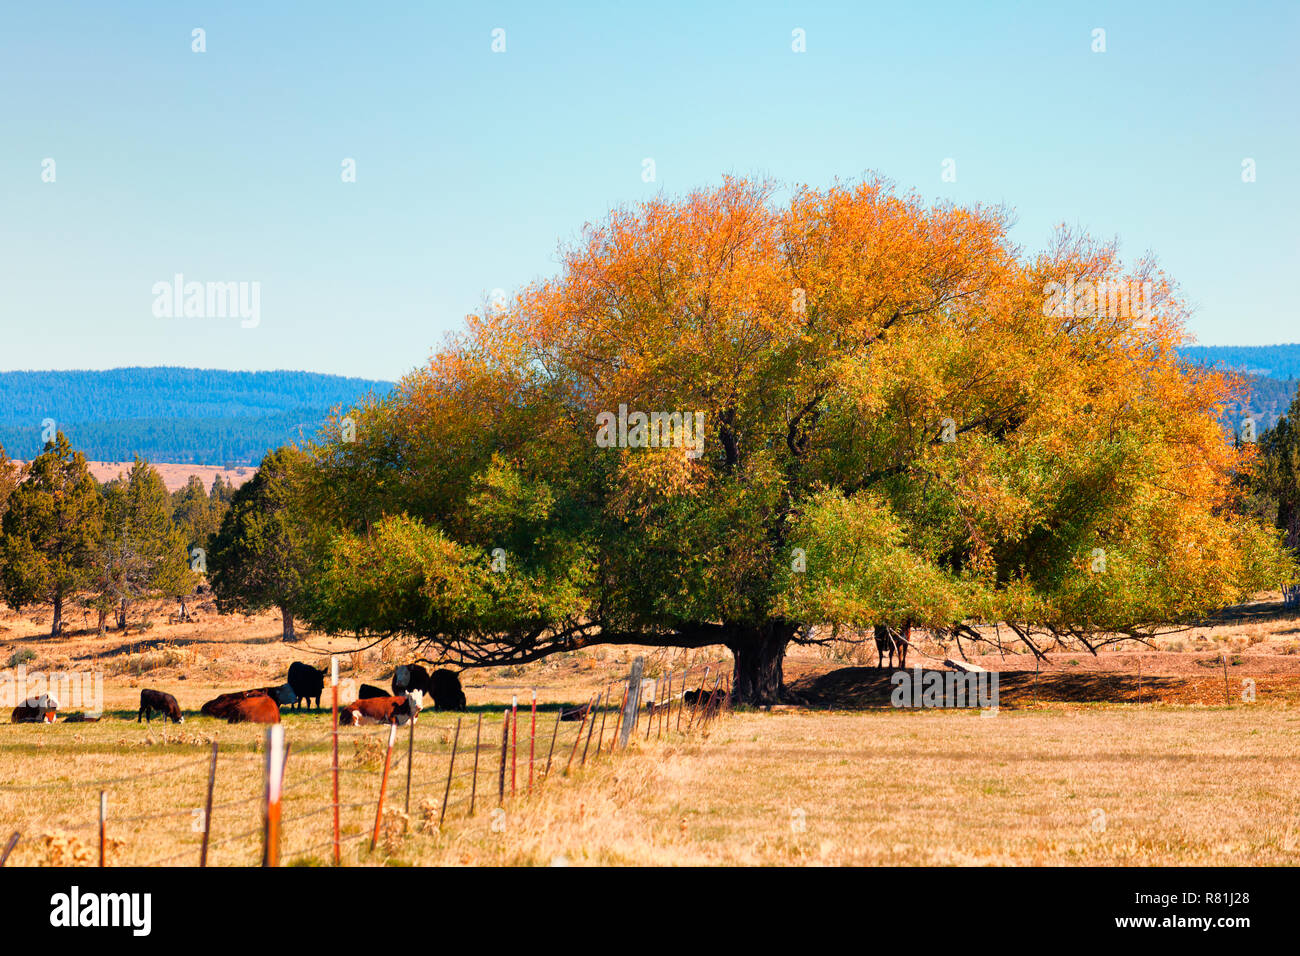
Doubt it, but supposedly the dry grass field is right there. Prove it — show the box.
[2,593,1299,866]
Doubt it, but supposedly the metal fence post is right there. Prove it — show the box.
[470,712,482,815]
[440,717,461,828]
[263,724,285,866]
[199,740,217,867]
[369,722,398,852]
[330,656,340,865]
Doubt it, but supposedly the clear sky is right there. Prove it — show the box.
[1,1,1296,382]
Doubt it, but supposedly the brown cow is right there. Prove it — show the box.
[138,689,183,724]
[12,693,58,723]
[225,696,281,724]
[339,691,422,727]
[201,689,271,719]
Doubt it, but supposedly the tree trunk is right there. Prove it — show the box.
[280,606,297,642]
[50,590,63,638]
[117,598,129,632]
[97,606,107,636]
[729,622,794,706]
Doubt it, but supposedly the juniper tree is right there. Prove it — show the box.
[0,432,104,637]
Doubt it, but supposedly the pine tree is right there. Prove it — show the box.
[0,432,104,636]
[209,447,317,640]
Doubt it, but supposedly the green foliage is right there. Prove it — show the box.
[208,446,320,639]
[171,475,226,550]
[0,433,104,635]
[91,459,197,631]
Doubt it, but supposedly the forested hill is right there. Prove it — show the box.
[0,368,392,465]
[1179,344,1300,380]
[1178,344,1300,430]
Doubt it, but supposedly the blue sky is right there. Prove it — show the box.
[1,1,1296,382]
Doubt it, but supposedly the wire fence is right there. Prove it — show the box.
[0,658,733,867]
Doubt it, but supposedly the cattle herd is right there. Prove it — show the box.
[9,662,467,726]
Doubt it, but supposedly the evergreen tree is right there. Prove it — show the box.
[0,433,104,636]
[0,445,19,524]
[208,446,317,640]
[1250,387,1300,605]
[172,475,223,551]
[93,459,196,633]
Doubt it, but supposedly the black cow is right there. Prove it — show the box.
[393,664,466,710]
[138,689,184,724]
[357,683,390,700]
[287,661,326,710]
[429,670,466,710]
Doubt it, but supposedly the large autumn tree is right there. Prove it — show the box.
[305,177,1294,703]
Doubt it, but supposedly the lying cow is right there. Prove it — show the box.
[224,696,281,724]
[339,691,422,727]
[138,689,184,724]
[12,693,58,723]
[357,683,391,700]
[201,689,272,719]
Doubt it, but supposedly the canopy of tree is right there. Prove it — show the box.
[300,177,1296,704]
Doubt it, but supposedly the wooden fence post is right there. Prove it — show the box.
[544,708,561,777]
[330,656,340,866]
[497,709,509,805]
[263,724,285,866]
[1222,653,1232,705]
[199,740,217,867]
[619,657,644,749]
[98,791,106,867]
[470,712,482,815]
[369,722,398,852]
[440,717,461,828]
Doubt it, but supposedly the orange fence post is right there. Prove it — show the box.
[369,723,398,852]
[263,724,285,866]
[529,690,537,793]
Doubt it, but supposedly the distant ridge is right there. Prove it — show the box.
[0,367,393,465]
[1177,344,1299,430]
[1178,343,1300,380]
